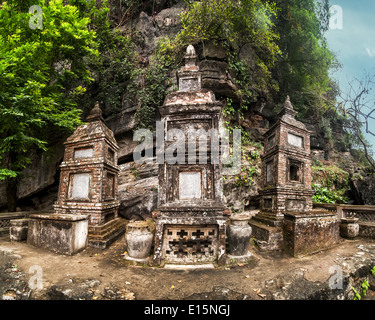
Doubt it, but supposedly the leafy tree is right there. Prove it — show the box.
[0,0,98,210]
[177,0,281,106]
[269,0,338,119]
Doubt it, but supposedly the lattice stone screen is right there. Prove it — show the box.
[0,212,28,235]
[0,219,11,229]
[74,147,94,159]
[344,210,375,222]
[161,225,218,263]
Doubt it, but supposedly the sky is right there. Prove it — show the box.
[325,0,375,153]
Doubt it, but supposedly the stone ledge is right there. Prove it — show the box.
[88,218,126,249]
[29,213,89,221]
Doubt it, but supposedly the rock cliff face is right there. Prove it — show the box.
[0,0,371,213]
[351,175,375,205]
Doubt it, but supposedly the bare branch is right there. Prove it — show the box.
[340,71,375,170]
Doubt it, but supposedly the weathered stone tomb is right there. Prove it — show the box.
[152,45,230,266]
[250,97,340,254]
[249,97,314,250]
[53,103,125,249]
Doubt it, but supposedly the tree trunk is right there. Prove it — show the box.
[6,177,18,212]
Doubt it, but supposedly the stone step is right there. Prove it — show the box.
[249,219,283,251]
[88,218,127,249]
[88,218,126,237]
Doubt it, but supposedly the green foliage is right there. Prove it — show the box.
[312,163,350,204]
[131,35,185,131]
[0,0,98,181]
[76,0,140,117]
[222,127,263,188]
[269,0,338,119]
[312,164,350,189]
[133,54,170,131]
[352,265,375,300]
[312,184,349,204]
[177,0,281,108]
[87,31,139,116]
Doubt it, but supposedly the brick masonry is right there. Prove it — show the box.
[250,97,341,255]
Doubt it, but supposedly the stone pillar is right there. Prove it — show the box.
[9,219,29,241]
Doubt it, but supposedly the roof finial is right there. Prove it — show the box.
[284,95,294,110]
[186,44,196,56]
[183,44,198,68]
[87,101,103,121]
[278,95,297,118]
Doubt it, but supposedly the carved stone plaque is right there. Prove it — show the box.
[287,133,303,148]
[179,171,201,199]
[104,172,115,199]
[71,173,90,199]
[285,199,306,211]
[74,147,94,159]
[267,134,276,149]
[179,77,201,92]
[266,160,274,183]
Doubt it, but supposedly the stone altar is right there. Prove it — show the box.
[27,213,88,255]
[283,211,340,257]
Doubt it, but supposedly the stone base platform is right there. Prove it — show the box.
[152,209,228,266]
[27,213,89,255]
[88,218,126,249]
[227,252,253,264]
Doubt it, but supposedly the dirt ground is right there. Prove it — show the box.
[1,234,375,301]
